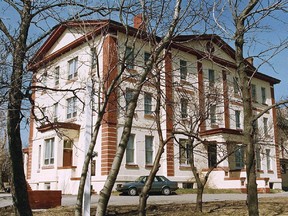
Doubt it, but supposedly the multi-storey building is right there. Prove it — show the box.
[25,17,282,194]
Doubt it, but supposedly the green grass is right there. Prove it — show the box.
[176,188,242,194]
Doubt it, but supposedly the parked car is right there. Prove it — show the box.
[116,175,179,196]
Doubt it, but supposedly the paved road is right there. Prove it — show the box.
[1,192,288,208]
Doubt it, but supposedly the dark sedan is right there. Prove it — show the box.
[116,175,179,196]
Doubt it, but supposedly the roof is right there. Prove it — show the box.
[28,19,280,85]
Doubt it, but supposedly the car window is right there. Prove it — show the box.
[158,176,167,182]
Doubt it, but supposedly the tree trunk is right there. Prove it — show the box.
[8,61,32,215]
[195,183,204,212]
[234,9,259,215]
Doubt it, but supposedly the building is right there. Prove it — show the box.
[25,17,282,194]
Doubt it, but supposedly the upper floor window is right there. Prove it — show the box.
[145,136,154,165]
[235,110,241,129]
[54,66,60,86]
[263,117,268,136]
[180,98,188,118]
[44,138,54,165]
[179,139,191,165]
[144,92,152,114]
[125,88,134,110]
[233,77,239,94]
[180,60,187,80]
[210,105,216,124]
[126,134,135,164]
[261,87,266,104]
[68,57,78,80]
[53,102,58,122]
[91,48,97,69]
[266,149,271,170]
[42,72,48,86]
[67,97,77,119]
[208,69,215,87]
[144,52,151,65]
[256,147,261,170]
[125,47,134,69]
[251,84,257,102]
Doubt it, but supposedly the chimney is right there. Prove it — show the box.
[134,14,145,30]
[246,57,254,65]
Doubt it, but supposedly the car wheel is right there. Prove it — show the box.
[128,187,137,196]
[162,187,171,195]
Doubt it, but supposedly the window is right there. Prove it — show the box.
[67,97,77,119]
[53,103,58,122]
[261,87,266,104]
[68,57,78,80]
[266,149,271,170]
[235,110,241,129]
[125,88,134,110]
[125,47,134,69]
[263,117,268,136]
[63,139,73,166]
[42,107,47,119]
[43,72,47,86]
[44,138,54,165]
[256,148,261,170]
[180,98,188,118]
[54,66,60,86]
[126,134,135,164]
[91,48,97,69]
[233,77,239,94]
[179,139,191,165]
[144,93,152,114]
[210,105,216,124]
[208,69,215,87]
[180,60,187,80]
[208,143,217,168]
[235,145,244,169]
[145,136,154,164]
[38,145,41,170]
[251,84,257,102]
[144,52,151,64]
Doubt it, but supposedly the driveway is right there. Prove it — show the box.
[1,192,288,208]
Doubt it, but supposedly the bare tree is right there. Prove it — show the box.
[212,1,288,215]
[0,1,112,215]
[95,1,187,215]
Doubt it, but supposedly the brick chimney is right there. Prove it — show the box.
[246,57,254,65]
[134,14,145,30]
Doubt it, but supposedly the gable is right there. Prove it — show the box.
[46,28,84,56]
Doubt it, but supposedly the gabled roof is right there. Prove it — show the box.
[28,19,280,85]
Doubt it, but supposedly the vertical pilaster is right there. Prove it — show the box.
[101,34,118,175]
[165,51,174,176]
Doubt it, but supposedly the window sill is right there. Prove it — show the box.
[179,165,191,171]
[42,165,54,169]
[211,124,219,129]
[58,166,77,169]
[257,169,264,173]
[267,170,274,174]
[66,117,77,122]
[127,68,137,74]
[144,114,154,120]
[145,164,153,169]
[180,80,190,85]
[66,78,77,84]
[125,164,139,169]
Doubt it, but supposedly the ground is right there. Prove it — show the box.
[1,197,288,216]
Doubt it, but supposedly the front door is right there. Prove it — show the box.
[63,140,73,166]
